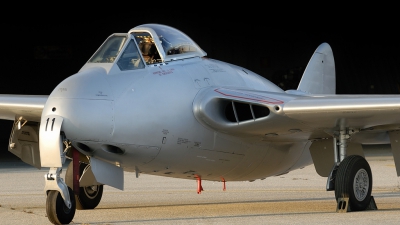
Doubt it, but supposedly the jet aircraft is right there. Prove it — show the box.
[1,24,400,224]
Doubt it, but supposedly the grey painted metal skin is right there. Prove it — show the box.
[1,24,400,222]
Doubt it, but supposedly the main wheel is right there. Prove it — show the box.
[65,161,104,210]
[335,155,372,211]
[46,187,76,224]
[77,176,103,209]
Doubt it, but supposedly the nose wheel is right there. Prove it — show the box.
[46,186,76,225]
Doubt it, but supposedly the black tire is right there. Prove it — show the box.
[76,162,103,209]
[65,161,103,210]
[46,187,76,225]
[335,155,372,211]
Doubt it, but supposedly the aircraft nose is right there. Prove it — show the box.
[42,67,114,142]
[50,67,113,100]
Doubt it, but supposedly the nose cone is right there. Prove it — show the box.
[42,67,114,142]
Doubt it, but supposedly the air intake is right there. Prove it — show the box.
[224,100,270,123]
[76,142,93,153]
[101,144,124,155]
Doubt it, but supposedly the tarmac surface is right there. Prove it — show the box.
[1,150,400,225]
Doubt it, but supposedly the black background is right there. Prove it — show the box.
[1,9,399,160]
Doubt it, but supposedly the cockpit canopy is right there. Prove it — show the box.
[89,35,128,64]
[130,24,206,61]
[84,24,206,73]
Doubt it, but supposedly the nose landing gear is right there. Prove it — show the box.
[44,144,103,224]
[46,186,76,224]
[44,166,76,224]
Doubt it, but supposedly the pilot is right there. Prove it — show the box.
[139,36,157,64]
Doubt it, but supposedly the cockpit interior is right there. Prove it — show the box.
[134,33,161,65]
[84,24,207,73]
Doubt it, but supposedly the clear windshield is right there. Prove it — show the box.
[89,35,128,63]
[117,39,145,70]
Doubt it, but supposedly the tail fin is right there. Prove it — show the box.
[297,42,336,95]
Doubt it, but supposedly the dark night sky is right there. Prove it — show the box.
[3,12,399,95]
[0,8,399,158]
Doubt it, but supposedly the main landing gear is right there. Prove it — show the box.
[327,128,377,212]
[65,161,104,210]
[335,155,374,211]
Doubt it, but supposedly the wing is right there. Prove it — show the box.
[0,95,48,122]
[193,87,400,143]
[284,94,400,133]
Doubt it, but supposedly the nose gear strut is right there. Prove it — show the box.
[40,115,76,224]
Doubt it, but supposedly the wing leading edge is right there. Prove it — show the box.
[0,95,48,122]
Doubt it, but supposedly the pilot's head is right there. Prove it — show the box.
[143,36,151,42]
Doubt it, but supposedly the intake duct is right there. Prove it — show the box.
[223,100,270,123]
[193,87,281,133]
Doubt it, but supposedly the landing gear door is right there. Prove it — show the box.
[39,115,64,168]
[8,117,41,169]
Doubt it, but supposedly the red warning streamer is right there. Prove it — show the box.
[221,177,226,191]
[195,175,204,194]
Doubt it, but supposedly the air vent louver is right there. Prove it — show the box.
[225,102,236,122]
[223,100,270,123]
[235,102,253,121]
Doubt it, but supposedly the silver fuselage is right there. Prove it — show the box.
[41,57,312,182]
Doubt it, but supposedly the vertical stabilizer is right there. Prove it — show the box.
[297,43,335,94]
